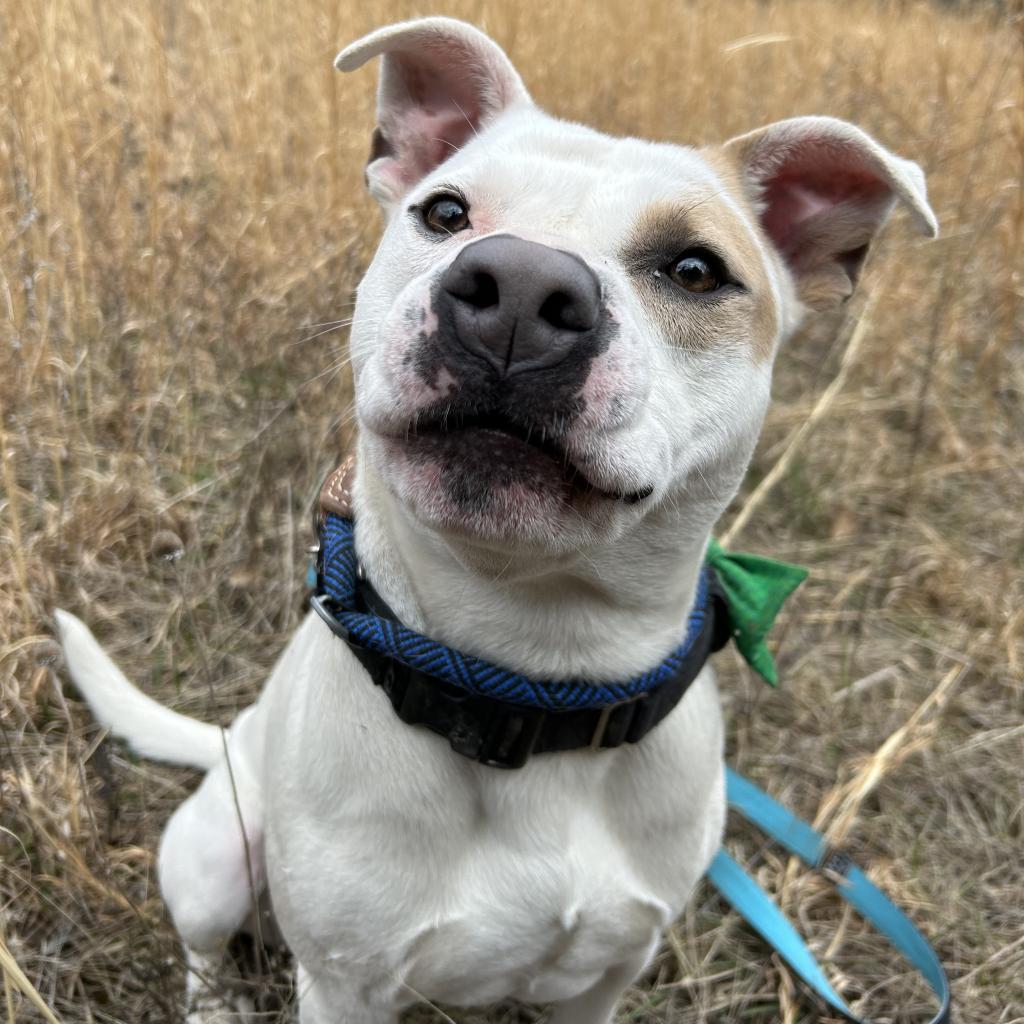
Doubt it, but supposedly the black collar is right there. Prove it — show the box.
[312,513,731,769]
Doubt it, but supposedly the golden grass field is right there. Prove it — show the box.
[2,0,1022,1020]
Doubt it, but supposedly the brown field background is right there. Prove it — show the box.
[2,0,1022,1021]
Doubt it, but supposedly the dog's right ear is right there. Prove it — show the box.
[335,18,531,206]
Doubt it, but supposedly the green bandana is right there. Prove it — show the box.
[705,540,809,686]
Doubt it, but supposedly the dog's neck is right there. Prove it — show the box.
[352,460,712,682]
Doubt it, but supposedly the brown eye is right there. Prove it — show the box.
[424,196,470,235]
[666,251,723,293]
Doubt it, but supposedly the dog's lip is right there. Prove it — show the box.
[426,410,572,467]
[417,409,587,489]
[392,410,654,504]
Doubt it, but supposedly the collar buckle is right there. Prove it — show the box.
[389,664,546,769]
[589,704,615,750]
[478,706,546,769]
[310,593,350,641]
[590,693,650,750]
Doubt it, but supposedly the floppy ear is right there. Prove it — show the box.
[335,17,531,206]
[723,116,938,310]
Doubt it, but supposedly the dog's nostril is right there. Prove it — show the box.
[451,270,500,310]
[538,290,593,333]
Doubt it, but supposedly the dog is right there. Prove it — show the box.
[57,16,937,1023]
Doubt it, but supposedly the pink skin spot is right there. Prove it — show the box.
[399,456,444,496]
[575,307,644,435]
[379,281,457,414]
[420,304,439,337]
[578,350,625,426]
[432,364,458,393]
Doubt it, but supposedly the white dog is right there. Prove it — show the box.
[57,17,937,1023]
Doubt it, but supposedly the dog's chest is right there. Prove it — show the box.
[395,789,675,1005]
[269,738,716,1007]
[263,628,724,1007]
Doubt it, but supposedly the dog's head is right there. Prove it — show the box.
[337,18,936,559]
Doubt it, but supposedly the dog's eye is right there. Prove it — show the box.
[424,196,471,235]
[665,250,724,293]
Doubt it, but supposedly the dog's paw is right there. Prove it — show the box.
[186,992,256,1024]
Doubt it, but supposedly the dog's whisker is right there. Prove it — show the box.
[321,402,358,438]
[299,364,356,393]
[296,319,350,332]
[289,314,382,354]
[450,97,480,140]
[430,136,462,154]
[300,353,356,387]
[297,315,356,328]
[294,307,358,329]
[292,322,353,346]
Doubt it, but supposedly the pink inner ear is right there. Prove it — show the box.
[760,158,888,256]
[372,38,511,196]
[384,108,481,189]
[402,59,483,124]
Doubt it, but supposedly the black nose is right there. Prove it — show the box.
[439,235,602,376]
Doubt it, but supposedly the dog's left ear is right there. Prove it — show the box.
[336,18,531,206]
[724,116,938,309]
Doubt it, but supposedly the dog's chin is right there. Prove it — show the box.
[373,429,628,554]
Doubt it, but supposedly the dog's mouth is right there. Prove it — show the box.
[396,409,653,505]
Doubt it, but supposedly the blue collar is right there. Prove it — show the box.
[311,513,731,767]
[315,513,719,711]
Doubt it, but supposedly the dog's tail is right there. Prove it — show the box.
[55,609,224,771]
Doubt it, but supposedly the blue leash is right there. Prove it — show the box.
[708,767,951,1023]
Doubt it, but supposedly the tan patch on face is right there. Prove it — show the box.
[620,162,781,362]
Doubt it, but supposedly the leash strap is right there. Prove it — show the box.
[707,768,951,1023]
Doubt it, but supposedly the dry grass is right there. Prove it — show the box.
[2,0,1022,1020]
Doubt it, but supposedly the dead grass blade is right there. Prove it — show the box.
[0,927,63,1024]
[720,285,880,548]
[813,661,969,846]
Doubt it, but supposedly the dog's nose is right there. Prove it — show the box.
[439,235,602,376]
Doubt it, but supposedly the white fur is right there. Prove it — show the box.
[54,609,223,770]
[57,17,935,1023]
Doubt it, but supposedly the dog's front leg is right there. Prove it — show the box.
[546,938,658,1024]
[295,963,399,1024]
[184,949,256,1023]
